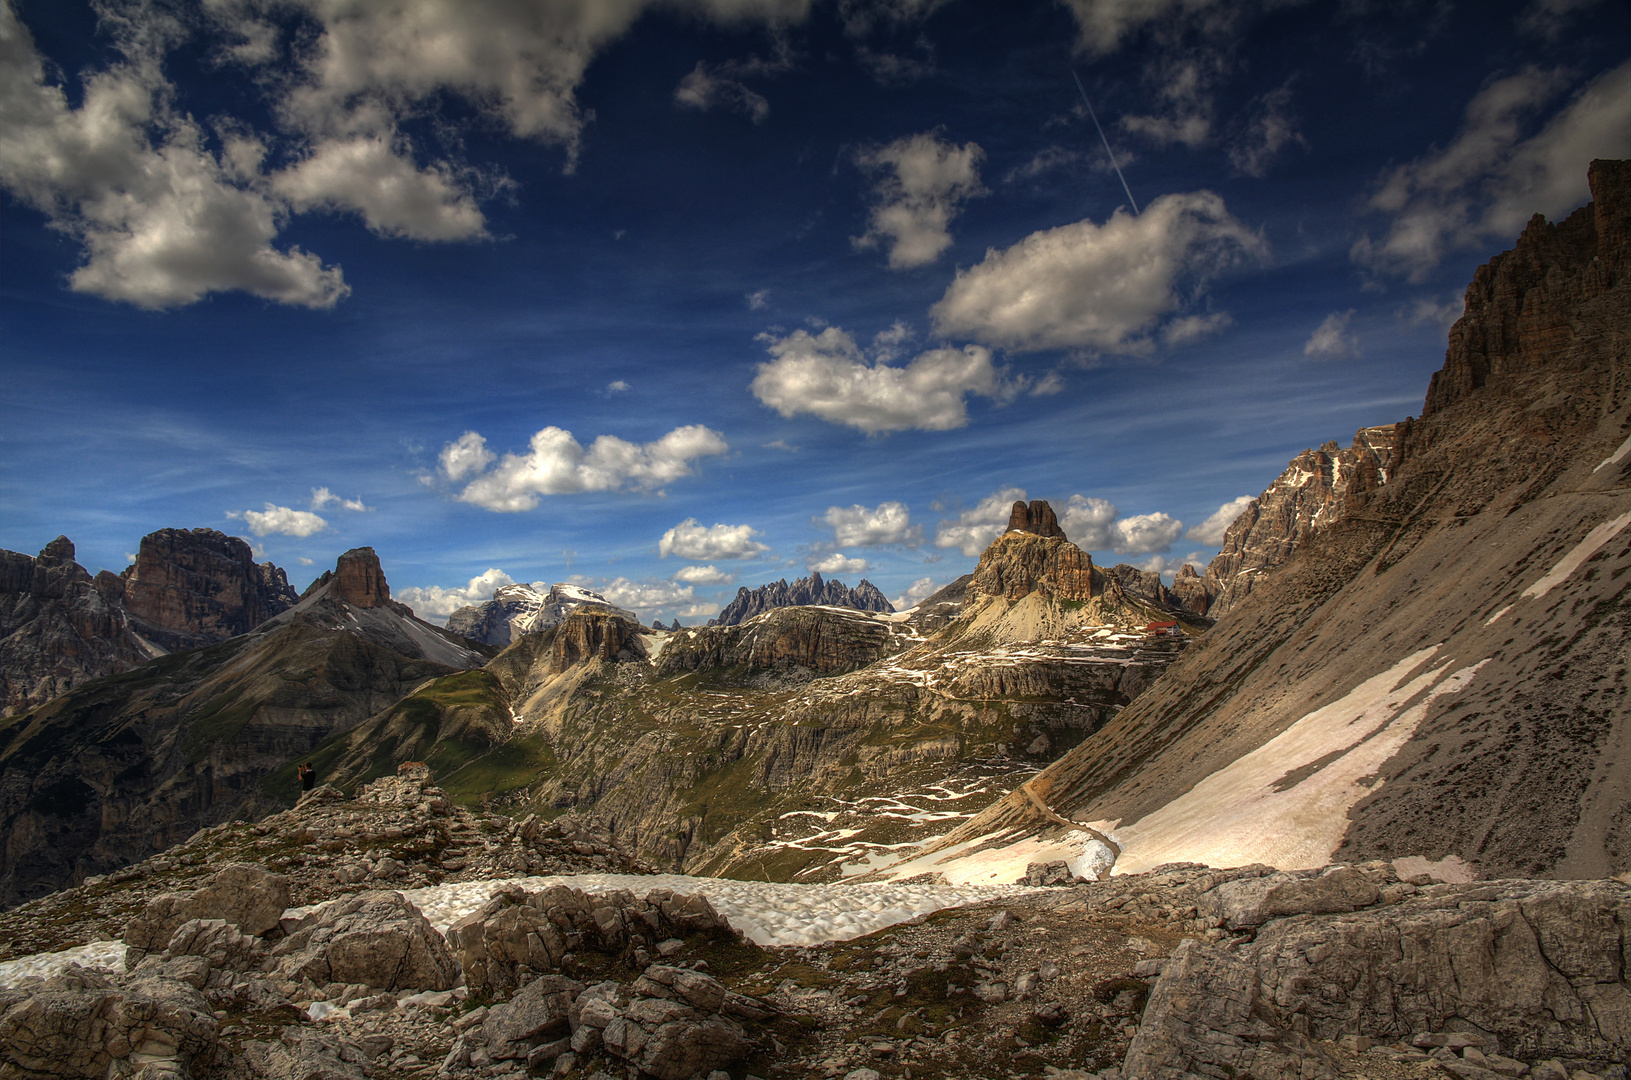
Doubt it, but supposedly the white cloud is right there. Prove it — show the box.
[853,132,986,269]
[933,486,1026,557]
[271,135,489,240]
[674,62,770,123]
[1004,146,1089,184]
[594,577,697,618]
[746,289,770,310]
[607,380,630,393]
[1404,295,1462,330]
[396,567,515,620]
[1061,495,1118,549]
[452,425,729,511]
[751,327,1021,434]
[892,575,942,610]
[931,191,1262,354]
[439,431,496,482]
[1303,310,1358,360]
[298,556,315,565]
[1352,62,1631,280]
[1187,495,1254,545]
[1517,0,1605,39]
[0,1,348,309]
[659,519,770,560]
[310,486,371,512]
[672,564,733,585]
[1111,511,1185,555]
[1057,0,1228,56]
[234,503,329,537]
[821,502,922,547]
[809,553,871,574]
[1120,51,1223,149]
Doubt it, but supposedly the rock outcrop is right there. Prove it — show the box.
[1007,499,1066,538]
[710,571,893,627]
[271,890,459,991]
[654,606,915,682]
[1125,877,1631,1078]
[0,536,152,717]
[117,527,298,651]
[937,159,1631,880]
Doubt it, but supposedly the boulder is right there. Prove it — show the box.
[123,863,290,968]
[0,965,219,1079]
[447,886,736,996]
[1196,865,1380,930]
[161,918,267,973]
[482,975,582,1060]
[566,967,765,1080]
[270,891,458,992]
[1122,878,1631,1080]
[241,1026,371,1080]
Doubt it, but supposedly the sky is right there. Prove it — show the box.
[2,0,1627,627]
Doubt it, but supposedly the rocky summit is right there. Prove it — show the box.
[710,571,893,627]
[445,584,640,649]
[115,528,300,652]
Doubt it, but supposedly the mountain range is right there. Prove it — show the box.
[708,571,894,627]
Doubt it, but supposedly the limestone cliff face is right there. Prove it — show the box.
[0,537,151,716]
[119,528,298,651]
[655,606,913,682]
[1006,499,1065,538]
[333,547,390,608]
[942,160,1631,880]
[1197,424,1405,616]
[970,531,1099,602]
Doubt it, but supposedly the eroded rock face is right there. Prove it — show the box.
[971,530,1098,602]
[333,547,390,608]
[567,966,769,1080]
[0,537,151,717]
[710,571,893,627]
[271,890,458,992]
[1124,878,1631,1078]
[123,862,291,967]
[119,528,298,651]
[654,606,913,681]
[445,583,638,647]
[446,885,736,996]
[1007,499,1065,538]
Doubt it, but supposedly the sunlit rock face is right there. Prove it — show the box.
[119,527,299,650]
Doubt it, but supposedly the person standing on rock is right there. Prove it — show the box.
[299,762,316,792]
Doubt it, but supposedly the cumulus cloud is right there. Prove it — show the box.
[751,327,1021,434]
[0,1,348,309]
[672,564,733,585]
[1186,495,1254,545]
[271,135,489,240]
[933,486,1026,557]
[931,191,1263,354]
[821,502,922,547]
[233,503,329,537]
[450,425,729,511]
[1303,310,1358,360]
[1060,495,1118,549]
[659,519,770,560]
[1110,511,1185,555]
[675,62,770,123]
[607,380,630,393]
[809,553,871,574]
[1120,51,1224,149]
[595,577,697,616]
[892,575,942,610]
[310,487,371,512]
[439,432,497,482]
[396,567,515,620]
[853,132,986,269]
[1352,62,1631,281]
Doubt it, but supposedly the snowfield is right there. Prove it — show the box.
[0,873,1032,987]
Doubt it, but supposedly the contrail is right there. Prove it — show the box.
[1072,69,1139,216]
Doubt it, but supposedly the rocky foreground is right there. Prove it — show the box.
[0,765,1624,1080]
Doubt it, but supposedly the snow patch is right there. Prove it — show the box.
[869,829,1116,887]
[1594,435,1631,473]
[1520,512,1631,601]
[1107,649,1489,874]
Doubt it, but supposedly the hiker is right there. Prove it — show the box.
[299,762,316,792]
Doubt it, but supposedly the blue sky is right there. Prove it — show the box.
[2,0,1626,625]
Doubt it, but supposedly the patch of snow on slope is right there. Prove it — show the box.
[1107,649,1489,874]
[1594,435,1631,473]
[865,829,1116,887]
[1520,511,1631,600]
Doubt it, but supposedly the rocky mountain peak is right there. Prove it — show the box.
[333,547,390,608]
[971,527,1096,602]
[38,536,75,564]
[118,527,298,650]
[1006,499,1065,539]
[709,572,894,627]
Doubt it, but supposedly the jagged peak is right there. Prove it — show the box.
[1005,499,1065,540]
